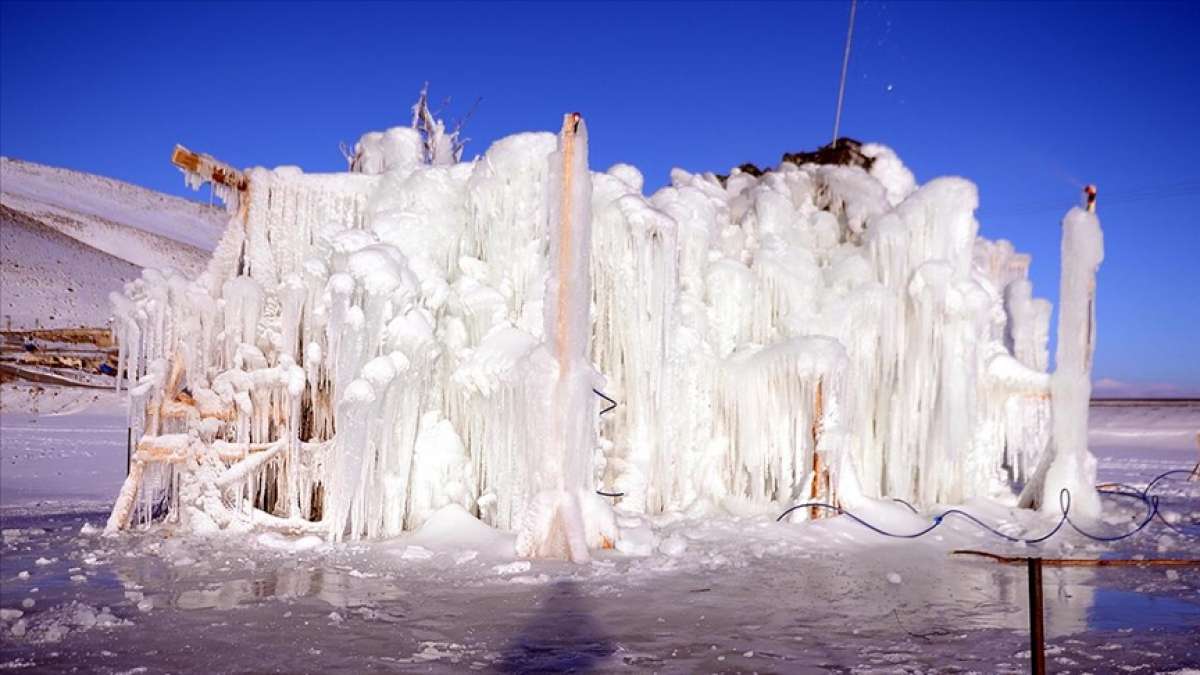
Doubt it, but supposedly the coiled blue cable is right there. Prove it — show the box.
[777,468,1196,544]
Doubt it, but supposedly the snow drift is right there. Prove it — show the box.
[103,107,1096,558]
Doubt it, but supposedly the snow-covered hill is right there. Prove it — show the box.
[0,157,227,329]
[0,205,143,329]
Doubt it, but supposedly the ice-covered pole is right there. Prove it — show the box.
[516,113,604,562]
[552,113,590,378]
[808,379,832,520]
[546,112,594,499]
[1020,196,1104,517]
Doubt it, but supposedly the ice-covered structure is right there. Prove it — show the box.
[105,106,1099,557]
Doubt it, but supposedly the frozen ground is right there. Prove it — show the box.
[1,397,1198,672]
[0,384,127,513]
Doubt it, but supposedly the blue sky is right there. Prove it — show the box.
[2,1,1197,394]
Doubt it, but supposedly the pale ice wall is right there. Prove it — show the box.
[107,118,1062,545]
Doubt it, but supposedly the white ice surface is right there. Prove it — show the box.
[0,385,127,511]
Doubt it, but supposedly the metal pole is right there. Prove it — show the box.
[1027,557,1046,675]
[126,427,132,477]
[1192,432,1199,481]
[832,0,858,144]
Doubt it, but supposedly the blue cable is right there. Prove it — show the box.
[1141,469,1200,536]
[777,467,1196,545]
[777,490,1072,543]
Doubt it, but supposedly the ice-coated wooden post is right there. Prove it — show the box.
[1082,185,1098,364]
[516,113,597,563]
[554,113,581,372]
[105,459,145,533]
[808,378,833,519]
[547,111,591,493]
[1018,196,1105,516]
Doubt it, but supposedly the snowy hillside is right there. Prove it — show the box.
[0,157,227,329]
[0,205,143,328]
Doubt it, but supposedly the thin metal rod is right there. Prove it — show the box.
[832,0,858,143]
[1027,557,1046,675]
[126,427,132,477]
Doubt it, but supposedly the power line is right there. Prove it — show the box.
[832,0,858,144]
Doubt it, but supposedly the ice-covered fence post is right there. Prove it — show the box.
[1018,194,1104,517]
[515,113,607,563]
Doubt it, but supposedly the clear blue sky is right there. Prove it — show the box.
[2,1,1197,394]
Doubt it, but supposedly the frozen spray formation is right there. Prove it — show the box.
[1019,206,1105,518]
[105,109,1102,556]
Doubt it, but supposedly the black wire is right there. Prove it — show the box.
[777,467,1198,545]
[593,388,618,416]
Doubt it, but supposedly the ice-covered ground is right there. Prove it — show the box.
[0,384,127,513]
[0,396,1197,671]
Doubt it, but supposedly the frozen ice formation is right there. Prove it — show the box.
[105,105,1099,556]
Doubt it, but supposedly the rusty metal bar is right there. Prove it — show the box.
[1027,557,1045,675]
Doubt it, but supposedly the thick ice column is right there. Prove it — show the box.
[545,112,596,497]
[516,113,603,563]
[1020,206,1103,517]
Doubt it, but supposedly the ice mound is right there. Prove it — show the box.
[104,104,1088,555]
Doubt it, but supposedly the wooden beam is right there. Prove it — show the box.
[104,459,146,533]
[171,144,248,192]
